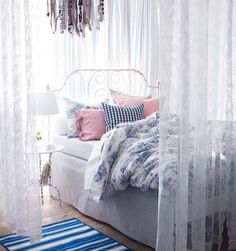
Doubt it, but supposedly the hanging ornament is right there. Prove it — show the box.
[47,0,104,36]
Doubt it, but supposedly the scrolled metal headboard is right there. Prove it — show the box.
[55,68,159,102]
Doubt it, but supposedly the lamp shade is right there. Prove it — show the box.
[31,92,59,116]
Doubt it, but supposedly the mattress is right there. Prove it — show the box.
[50,152,158,248]
[53,135,99,160]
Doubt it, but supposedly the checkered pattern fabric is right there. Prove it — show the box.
[102,103,144,131]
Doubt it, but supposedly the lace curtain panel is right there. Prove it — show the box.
[157,0,236,250]
[0,0,42,242]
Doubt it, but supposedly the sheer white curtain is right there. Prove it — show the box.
[157,0,236,250]
[0,0,42,242]
[32,0,159,95]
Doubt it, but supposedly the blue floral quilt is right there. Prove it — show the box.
[87,116,159,201]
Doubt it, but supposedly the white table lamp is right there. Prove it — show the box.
[32,92,59,150]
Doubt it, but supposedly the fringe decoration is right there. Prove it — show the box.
[47,0,104,36]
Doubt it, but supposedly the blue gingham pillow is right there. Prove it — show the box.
[102,103,144,131]
[63,97,100,138]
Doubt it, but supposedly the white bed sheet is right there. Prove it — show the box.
[53,135,99,160]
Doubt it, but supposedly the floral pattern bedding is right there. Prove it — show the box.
[86,112,234,202]
[86,115,159,201]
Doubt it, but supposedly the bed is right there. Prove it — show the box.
[49,69,159,248]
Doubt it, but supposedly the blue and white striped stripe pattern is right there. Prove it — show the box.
[102,103,144,131]
[0,218,132,251]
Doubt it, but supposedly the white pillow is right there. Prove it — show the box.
[53,115,68,135]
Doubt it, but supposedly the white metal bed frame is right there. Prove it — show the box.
[54,68,159,101]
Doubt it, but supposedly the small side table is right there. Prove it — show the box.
[37,144,64,207]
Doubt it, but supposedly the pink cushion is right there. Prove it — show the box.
[115,96,159,117]
[76,109,106,140]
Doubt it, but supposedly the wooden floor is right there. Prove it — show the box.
[0,187,154,251]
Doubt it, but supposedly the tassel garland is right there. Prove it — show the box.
[47,0,104,36]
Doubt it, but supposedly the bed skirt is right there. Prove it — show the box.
[50,152,158,248]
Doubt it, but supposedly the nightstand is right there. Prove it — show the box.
[37,144,64,206]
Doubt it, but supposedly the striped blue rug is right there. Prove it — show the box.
[0,218,133,251]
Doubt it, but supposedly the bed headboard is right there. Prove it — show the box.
[54,69,159,102]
